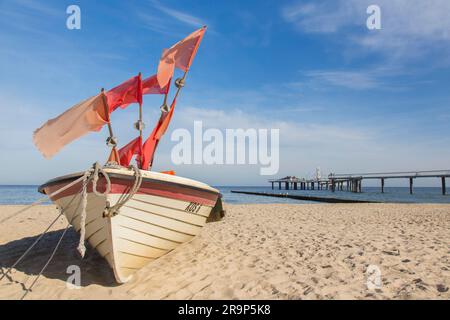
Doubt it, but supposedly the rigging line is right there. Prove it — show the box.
[0,183,84,283]
[0,173,87,224]
[0,212,63,282]
[21,223,71,300]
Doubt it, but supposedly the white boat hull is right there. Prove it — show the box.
[39,168,223,283]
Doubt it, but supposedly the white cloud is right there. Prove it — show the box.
[281,0,450,62]
[305,70,380,90]
[138,1,208,36]
[152,1,205,28]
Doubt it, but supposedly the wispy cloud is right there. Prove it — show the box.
[305,70,380,90]
[151,1,205,28]
[281,0,450,63]
[13,0,60,17]
[137,0,208,36]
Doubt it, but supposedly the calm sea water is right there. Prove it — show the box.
[0,185,449,205]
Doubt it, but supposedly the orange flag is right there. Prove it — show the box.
[157,26,206,87]
[33,93,108,159]
[140,98,177,170]
[118,136,142,167]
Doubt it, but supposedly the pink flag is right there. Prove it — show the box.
[157,26,206,87]
[33,93,108,159]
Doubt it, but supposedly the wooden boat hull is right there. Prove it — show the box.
[39,168,222,283]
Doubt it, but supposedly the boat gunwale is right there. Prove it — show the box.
[38,172,220,197]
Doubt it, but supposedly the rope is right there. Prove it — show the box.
[0,174,87,224]
[106,165,142,217]
[76,162,111,258]
[20,223,71,300]
[76,175,89,258]
[0,212,63,282]
[76,163,139,258]
[1,162,142,297]
[0,184,83,283]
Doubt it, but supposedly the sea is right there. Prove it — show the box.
[0,185,449,205]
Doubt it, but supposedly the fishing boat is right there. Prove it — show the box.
[33,26,225,283]
[38,167,223,283]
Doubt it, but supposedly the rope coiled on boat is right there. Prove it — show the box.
[77,163,142,258]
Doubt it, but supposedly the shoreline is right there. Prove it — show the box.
[0,203,449,299]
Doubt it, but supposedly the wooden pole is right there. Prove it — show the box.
[381,178,385,193]
[409,178,413,195]
[100,88,119,163]
[271,182,274,190]
[101,88,114,139]
[442,177,446,195]
[278,182,281,190]
[137,72,144,142]
[285,182,289,190]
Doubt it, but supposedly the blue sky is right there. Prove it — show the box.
[0,0,450,186]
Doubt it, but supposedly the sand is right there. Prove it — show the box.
[0,203,449,300]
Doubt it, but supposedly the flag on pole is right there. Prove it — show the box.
[140,98,177,169]
[33,93,108,159]
[118,136,142,167]
[142,74,170,95]
[105,74,143,112]
[157,26,206,87]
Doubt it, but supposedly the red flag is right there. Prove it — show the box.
[118,136,142,167]
[157,26,206,87]
[142,74,170,95]
[105,74,143,112]
[140,98,177,170]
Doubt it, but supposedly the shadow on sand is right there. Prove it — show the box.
[0,227,118,288]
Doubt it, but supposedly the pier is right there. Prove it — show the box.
[269,170,450,195]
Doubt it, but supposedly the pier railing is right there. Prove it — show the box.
[269,170,450,195]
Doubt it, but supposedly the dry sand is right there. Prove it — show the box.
[0,204,449,300]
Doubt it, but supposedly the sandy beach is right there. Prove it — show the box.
[0,203,449,300]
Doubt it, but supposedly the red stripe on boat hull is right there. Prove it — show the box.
[43,176,218,207]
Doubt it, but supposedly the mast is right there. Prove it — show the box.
[134,72,144,140]
[100,88,119,163]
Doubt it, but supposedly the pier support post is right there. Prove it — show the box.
[271,182,274,190]
[381,178,385,193]
[409,178,413,195]
[278,182,281,190]
[294,182,298,190]
[285,182,289,190]
[312,182,315,190]
[442,177,446,195]
[358,179,362,193]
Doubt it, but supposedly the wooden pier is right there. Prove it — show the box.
[269,170,450,195]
